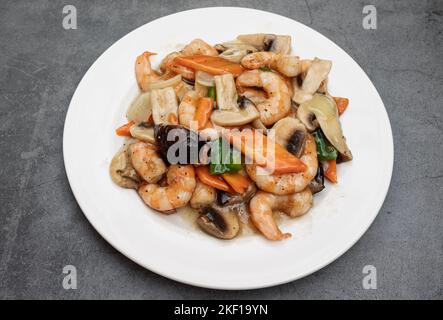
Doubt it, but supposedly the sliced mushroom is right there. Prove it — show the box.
[215,39,258,53]
[292,58,332,104]
[151,87,179,125]
[129,122,155,143]
[214,73,238,111]
[195,71,215,87]
[272,117,307,158]
[219,48,254,63]
[297,94,352,160]
[267,35,292,54]
[211,97,259,126]
[237,34,292,54]
[109,145,141,189]
[197,205,240,239]
[154,124,207,165]
[181,38,218,56]
[216,183,256,207]
[308,162,325,194]
[237,33,273,50]
[126,92,152,122]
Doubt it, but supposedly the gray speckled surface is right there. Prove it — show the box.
[0,0,442,300]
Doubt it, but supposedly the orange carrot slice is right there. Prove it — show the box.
[324,159,338,183]
[223,130,307,175]
[221,172,251,194]
[115,121,135,137]
[174,55,244,77]
[194,97,213,130]
[195,166,234,193]
[333,97,349,116]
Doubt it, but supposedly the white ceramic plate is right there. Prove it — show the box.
[63,7,393,290]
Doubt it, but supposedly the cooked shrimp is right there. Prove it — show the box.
[236,70,291,126]
[190,181,216,209]
[178,90,199,128]
[135,51,160,91]
[138,165,196,212]
[129,142,167,183]
[182,39,219,56]
[161,52,195,80]
[249,189,313,240]
[246,134,318,195]
[237,87,267,105]
[241,52,303,77]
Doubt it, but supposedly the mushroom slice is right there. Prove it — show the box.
[267,35,292,54]
[292,58,332,104]
[237,34,292,54]
[126,92,152,122]
[215,39,258,53]
[195,71,215,87]
[237,33,275,51]
[182,38,219,56]
[308,163,325,194]
[272,117,307,158]
[151,87,179,125]
[214,73,238,111]
[197,205,240,240]
[297,94,352,160]
[109,145,141,189]
[129,122,155,144]
[211,97,259,126]
[219,48,254,63]
[216,183,257,207]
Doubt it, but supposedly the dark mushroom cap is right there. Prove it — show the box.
[197,205,240,240]
[154,124,207,165]
[287,130,307,158]
[308,162,325,194]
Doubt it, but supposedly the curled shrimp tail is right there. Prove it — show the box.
[249,192,291,241]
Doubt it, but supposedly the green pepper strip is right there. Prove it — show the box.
[209,138,242,175]
[207,86,216,100]
[313,130,338,161]
[259,66,272,72]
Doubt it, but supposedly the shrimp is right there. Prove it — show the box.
[241,52,303,77]
[246,134,318,195]
[161,52,195,80]
[129,142,167,183]
[135,51,160,91]
[178,90,199,128]
[249,189,313,240]
[138,165,196,212]
[190,181,216,209]
[237,87,267,105]
[182,39,219,56]
[236,70,291,126]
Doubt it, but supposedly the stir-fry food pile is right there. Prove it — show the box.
[110,34,352,241]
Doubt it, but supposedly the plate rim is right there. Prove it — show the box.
[63,6,394,290]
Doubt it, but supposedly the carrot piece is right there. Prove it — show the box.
[115,121,135,137]
[221,172,251,194]
[223,130,307,175]
[324,159,338,183]
[173,55,244,77]
[194,97,213,130]
[195,166,234,193]
[333,97,349,116]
